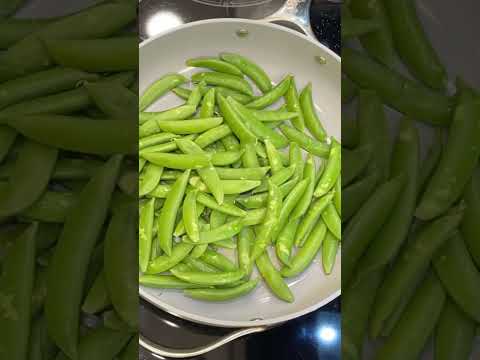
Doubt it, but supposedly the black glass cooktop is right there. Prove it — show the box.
[139,1,341,359]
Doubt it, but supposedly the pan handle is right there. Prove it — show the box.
[262,0,315,40]
[139,326,268,359]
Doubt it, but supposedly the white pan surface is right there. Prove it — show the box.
[139,19,341,328]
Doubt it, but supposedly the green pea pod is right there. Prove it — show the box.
[146,242,194,274]
[175,138,224,204]
[384,0,447,89]
[342,270,383,360]
[246,75,291,110]
[105,203,138,329]
[284,78,305,131]
[85,81,138,119]
[280,125,330,158]
[140,73,187,111]
[354,118,419,281]
[5,115,136,155]
[349,0,395,66]
[157,170,190,255]
[82,269,110,314]
[184,219,244,245]
[282,220,326,277]
[238,227,255,276]
[193,72,254,96]
[264,139,284,174]
[275,219,299,267]
[0,18,54,49]
[435,300,476,360]
[333,176,341,216]
[256,251,293,303]
[341,116,357,149]
[220,52,272,93]
[0,223,37,360]
[295,192,334,247]
[322,231,339,275]
[183,190,200,243]
[251,109,298,122]
[210,150,245,166]
[217,94,257,144]
[417,101,480,220]
[201,248,237,272]
[46,155,122,359]
[198,87,216,118]
[0,126,16,163]
[139,198,155,272]
[376,272,446,360]
[370,208,463,339]
[342,174,405,285]
[139,133,179,150]
[299,83,327,141]
[196,192,246,217]
[461,167,480,268]
[187,57,243,76]
[253,165,296,194]
[342,47,453,125]
[102,310,135,333]
[314,139,341,196]
[195,124,231,148]
[342,172,379,222]
[141,153,210,170]
[241,142,260,168]
[433,233,480,322]
[417,129,443,197]
[0,140,57,217]
[140,104,196,127]
[157,117,224,135]
[140,274,206,289]
[171,267,245,286]
[342,145,372,187]
[341,15,381,39]
[28,314,57,360]
[139,164,163,197]
[119,336,138,360]
[214,166,270,181]
[251,180,282,261]
[19,190,76,223]
[215,87,253,105]
[321,203,341,240]
[185,279,259,301]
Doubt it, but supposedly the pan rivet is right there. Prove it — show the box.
[315,56,327,65]
[236,29,250,38]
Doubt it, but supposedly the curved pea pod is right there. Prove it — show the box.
[185,279,259,301]
[146,242,194,274]
[280,125,330,158]
[299,83,327,141]
[183,190,200,243]
[461,168,480,268]
[187,57,243,76]
[417,129,443,197]
[184,219,244,245]
[171,267,245,286]
[276,219,300,267]
[253,165,296,194]
[282,220,327,277]
[140,105,196,127]
[322,231,339,275]
[4,115,136,155]
[353,118,419,281]
[321,203,341,240]
[139,198,155,272]
[82,269,110,314]
[0,139,57,217]
[157,170,190,256]
[263,139,285,174]
[198,87,216,118]
[384,0,447,90]
[139,164,163,197]
[220,52,272,93]
[210,150,245,166]
[140,73,187,110]
[238,227,255,276]
[342,174,405,286]
[342,172,379,222]
[284,78,305,131]
[342,47,453,126]
[246,75,291,110]
[0,126,16,163]
[104,203,138,329]
[139,133,179,150]
[140,274,206,289]
[20,190,77,223]
[190,177,260,195]
[251,181,282,261]
[290,155,316,220]
[85,81,138,120]
[417,101,480,220]
[349,0,395,66]
[251,109,298,122]
[196,192,246,217]
[214,166,270,181]
[45,155,122,359]
[435,300,476,360]
[375,272,445,360]
[314,139,341,196]
[28,314,57,360]
[175,138,224,204]
[369,208,463,339]
[195,124,232,148]
[141,153,210,170]
[157,117,224,135]
[217,94,256,144]
[342,270,383,360]
[200,248,237,272]
[241,142,260,168]
[192,72,253,96]
[0,223,37,360]
[433,233,480,322]
[342,145,372,187]
[256,251,293,303]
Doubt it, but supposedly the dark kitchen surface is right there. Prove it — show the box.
[139,1,340,359]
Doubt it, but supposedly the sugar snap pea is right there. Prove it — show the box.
[461,167,480,268]
[187,57,243,76]
[185,279,259,301]
[85,81,138,119]
[140,73,187,111]
[280,125,330,158]
[146,242,194,274]
[139,274,206,289]
[285,78,305,131]
[314,139,341,196]
[342,145,372,187]
[256,251,293,303]
[192,72,253,96]
[299,83,327,141]
[171,267,245,286]
[246,75,291,110]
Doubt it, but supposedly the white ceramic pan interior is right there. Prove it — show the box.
[139,19,341,330]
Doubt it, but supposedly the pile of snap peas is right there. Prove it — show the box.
[343,0,480,359]
[0,1,138,360]
[139,53,341,303]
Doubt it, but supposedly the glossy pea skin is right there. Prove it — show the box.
[280,125,330,158]
[146,242,194,274]
[433,233,480,323]
[183,190,200,243]
[157,170,190,255]
[138,164,163,197]
[201,248,237,272]
[238,227,255,276]
[157,117,224,135]
[256,251,294,303]
[314,139,341,196]
[85,81,138,120]
[0,140,57,217]
[187,57,243,76]
[139,274,206,289]
[369,209,463,339]
[196,192,246,217]
[217,94,256,144]
[246,75,291,110]
[321,203,341,240]
[342,172,379,223]
[214,166,270,181]
[276,219,300,267]
[299,83,327,141]
[46,155,122,359]
[285,78,305,131]
[343,47,453,126]
[140,73,187,111]
[384,0,447,90]
[251,109,298,122]
[220,52,272,93]
[210,150,245,166]
[416,101,480,220]
[253,165,296,194]
[376,272,445,360]
[192,72,253,96]
[171,267,245,286]
[195,124,232,148]
[322,231,339,275]
[264,139,284,174]
[186,218,244,245]
[0,224,37,360]
[141,153,210,170]
[139,133,179,150]
[282,220,327,277]
[435,300,476,360]
[140,104,196,125]
[185,279,259,301]
[198,87,216,118]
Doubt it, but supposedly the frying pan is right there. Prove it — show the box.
[139,8,341,359]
